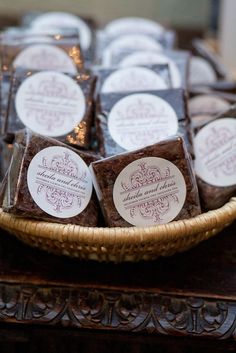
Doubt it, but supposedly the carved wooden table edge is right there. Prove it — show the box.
[0,282,236,341]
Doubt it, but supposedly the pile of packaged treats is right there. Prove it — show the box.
[0,11,235,228]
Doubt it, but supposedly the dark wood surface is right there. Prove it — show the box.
[0,222,235,347]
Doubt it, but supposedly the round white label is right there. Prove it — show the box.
[13,44,78,74]
[15,71,86,137]
[189,56,217,86]
[194,118,236,187]
[108,93,178,151]
[113,157,187,227]
[120,51,182,88]
[27,146,93,218]
[101,67,167,93]
[189,95,230,116]
[104,17,164,37]
[31,11,92,50]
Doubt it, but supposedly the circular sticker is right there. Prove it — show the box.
[108,93,178,151]
[31,12,92,50]
[113,157,187,227]
[15,71,86,137]
[27,146,93,218]
[189,56,217,86]
[13,44,78,74]
[189,95,230,116]
[120,51,182,88]
[194,118,236,187]
[104,17,164,37]
[101,67,167,93]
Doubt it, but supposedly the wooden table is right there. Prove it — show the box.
[0,223,235,352]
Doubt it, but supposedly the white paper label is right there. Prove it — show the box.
[101,67,167,93]
[31,11,92,50]
[104,17,164,37]
[194,118,236,187]
[27,146,92,218]
[15,71,86,137]
[189,56,217,86]
[108,93,178,151]
[13,44,78,74]
[113,157,187,227]
[120,51,181,88]
[189,95,230,116]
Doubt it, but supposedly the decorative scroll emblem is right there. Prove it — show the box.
[108,94,178,151]
[37,152,86,213]
[27,147,92,218]
[121,162,178,223]
[25,75,79,132]
[113,157,186,227]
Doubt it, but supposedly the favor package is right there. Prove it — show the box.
[20,11,95,63]
[188,93,231,131]
[2,129,100,226]
[0,35,84,73]
[4,69,96,149]
[96,17,176,62]
[90,136,201,227]
[99,48,190,89]
[94,64,172,94]
[96,88,193,157]
[194,106,236,210]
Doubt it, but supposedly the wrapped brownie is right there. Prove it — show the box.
[96,88,193,157]
[0,38,84,73]
[90,136,201,227]
[4,69,96,149]
[100,48,190,89]
[2,129,100,226]
[189,56,217,87]
[21,11,95,63]
[192,39,229,80]
[188,94,231,131]
[194,106,236,210]
[96,17,176,62]
[94,64,172,94]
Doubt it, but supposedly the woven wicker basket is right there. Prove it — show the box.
[0,198,236,262]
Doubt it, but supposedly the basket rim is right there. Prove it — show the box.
[0,197,236,246]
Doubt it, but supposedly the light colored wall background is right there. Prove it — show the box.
[219,0,236,72]
[0,0,211,28]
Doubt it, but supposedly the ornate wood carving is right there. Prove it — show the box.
[0,283,235,339]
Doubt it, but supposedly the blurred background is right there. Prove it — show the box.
[0,0,234,71]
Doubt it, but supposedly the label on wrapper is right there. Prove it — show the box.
[13,44,78,74]
[108,93,178,151]
[101,67,167,93]
[15,71,86,137]
[194,118,236,187]
[27,146,92,218]
[113,157,187,226]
